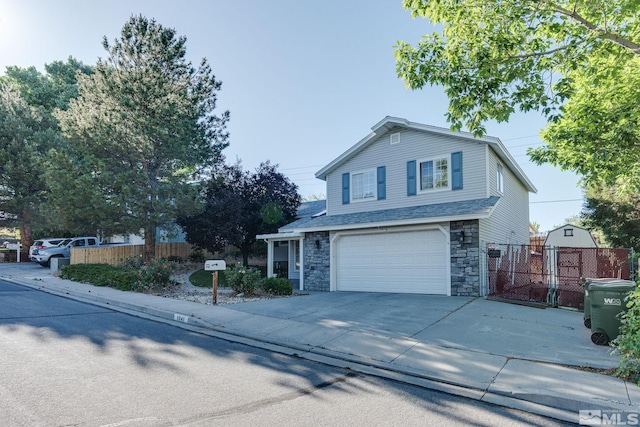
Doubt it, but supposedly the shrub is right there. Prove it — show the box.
[121,254,144,269]
[225,263,262,295]
[612,284,640,385]
[262,277,293,296]
[60,264,138,291]
[188,249,205,263]
[167,255,183,263]
[134,258,176,291]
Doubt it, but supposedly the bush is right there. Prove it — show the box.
[60,264,138,291]
[167,255,183,263]
[612,284,640,385]
[121,254,144,269]
[134,258,176,291]
[225,263,262,295]
[262,277,293,295]
[188,249,205,263]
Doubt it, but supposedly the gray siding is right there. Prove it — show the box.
[479,147,530,246]
[326,128,489,216]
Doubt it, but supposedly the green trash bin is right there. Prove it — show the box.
[582,278,632,329]
[589,279,637,346]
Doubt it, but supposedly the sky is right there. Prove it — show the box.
[0,0,584,232]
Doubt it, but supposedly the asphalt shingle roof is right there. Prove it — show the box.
[281,196,500,232]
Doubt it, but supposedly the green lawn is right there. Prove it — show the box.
[189,269,231,288]
[189,266,267,288]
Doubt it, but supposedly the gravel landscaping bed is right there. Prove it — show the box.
[153,265,284,305]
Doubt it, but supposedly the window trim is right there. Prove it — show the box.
[564,228,574,237]
[418,154,450,193]
[351,168,377,202]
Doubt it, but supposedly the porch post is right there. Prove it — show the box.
[298,235,304,291]
[266,240,274,278]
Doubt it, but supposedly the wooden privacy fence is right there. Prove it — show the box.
[70,243,212,266]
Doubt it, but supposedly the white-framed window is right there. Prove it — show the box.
[419,156,449,191]
[351,169,376,201]
[497,163,504,193]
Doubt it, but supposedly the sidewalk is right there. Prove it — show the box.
[2,264,639,423]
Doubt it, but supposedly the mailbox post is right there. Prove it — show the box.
[204,260,226,305]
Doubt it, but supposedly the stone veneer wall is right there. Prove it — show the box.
[303,231,330,291]
[450,219,480,296]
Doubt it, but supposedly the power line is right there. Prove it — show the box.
[531,199,583,204]
[503,134,540,141]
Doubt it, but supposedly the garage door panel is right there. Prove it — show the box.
[335,229,448,295]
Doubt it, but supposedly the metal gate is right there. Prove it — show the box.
[487,244,633,310]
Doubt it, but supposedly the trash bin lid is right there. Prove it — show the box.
[584,278,634,285]
[588,279,636,292]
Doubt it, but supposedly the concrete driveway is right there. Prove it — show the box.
[226,291,618,369]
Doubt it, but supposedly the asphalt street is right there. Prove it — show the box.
[0,279,573,426]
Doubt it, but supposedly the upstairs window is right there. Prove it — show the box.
[497,163,504,193]
[420,156,448,191]
[352,170,376,201]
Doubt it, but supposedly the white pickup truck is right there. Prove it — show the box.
[32,236,100,267]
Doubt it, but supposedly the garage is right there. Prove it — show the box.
[334,227,449,295]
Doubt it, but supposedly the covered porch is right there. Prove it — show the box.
[257,231,304,291]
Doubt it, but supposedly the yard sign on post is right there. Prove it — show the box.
[204,260,226,305]
[6,242,20,262]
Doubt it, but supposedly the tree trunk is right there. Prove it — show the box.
[20,207,33,248]
[144,224,156,262]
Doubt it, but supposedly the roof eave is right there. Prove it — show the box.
[288,211,495,234]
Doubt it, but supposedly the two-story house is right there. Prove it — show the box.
[257,117,537,296]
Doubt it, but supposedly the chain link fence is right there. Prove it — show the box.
[487,244,633,310]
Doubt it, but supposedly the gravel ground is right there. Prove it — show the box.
[153,265,286,305]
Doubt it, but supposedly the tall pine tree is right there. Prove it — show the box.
[55,16,229,260]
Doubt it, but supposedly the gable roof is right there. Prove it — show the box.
[544,223,598,247]
[315,116,537,193]
[280,196,500,233]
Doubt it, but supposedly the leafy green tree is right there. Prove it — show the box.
[55,15,229,260]
[178,161,300,266]
[0,58,91,246]
[396,0,640,191]
[582,185,640,251]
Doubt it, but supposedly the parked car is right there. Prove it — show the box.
[32,236,100,267]
[29,238,66,261]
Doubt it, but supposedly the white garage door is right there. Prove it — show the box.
[335,229,449,294]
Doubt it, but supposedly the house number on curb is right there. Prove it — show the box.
[174,314,189,323]
[204,260,226,305]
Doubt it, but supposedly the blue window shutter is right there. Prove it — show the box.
[406,160,417,196]
[377,166,386,200]
[342,172,350,204]
[452,151,463,190]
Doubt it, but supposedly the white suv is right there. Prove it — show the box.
[29,238,66,261]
